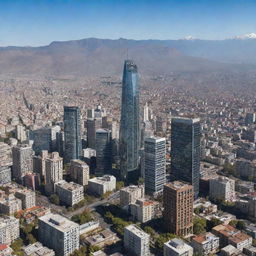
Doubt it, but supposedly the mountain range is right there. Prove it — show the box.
[0,37,256,77]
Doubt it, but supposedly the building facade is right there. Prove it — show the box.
[124,224,150,256]
[70,159,90,186]
[119,60,140,179]
[95,128,112,175]
[144,137,166,195]
[171,117,201,198]
[88,175,116,196]
[0,216,19,244]
[15,189,36,210]
[163,181,194,236]
[64,106,82,163]
[120,185,144,208]
[38,213,79,256]
[164,238,193,256]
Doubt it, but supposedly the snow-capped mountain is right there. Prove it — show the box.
[233,33,256,39]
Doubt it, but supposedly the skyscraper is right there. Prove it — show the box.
[64,106,82,163]
[163,181,194,236]
[144,137,166,196]
[95,128,112,175]
[171,117,201,198]
[119,60,140,179]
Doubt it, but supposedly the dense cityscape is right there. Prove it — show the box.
[0,55,256,256]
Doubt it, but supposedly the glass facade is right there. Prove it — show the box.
[64,106,82,163]
[171,117,201,198]
[119,60,140,178]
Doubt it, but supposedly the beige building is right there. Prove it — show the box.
[88,175,116,196]
[15,189,36,210]
[120,185,144,208]
[164,238,193,256]
[0,216,19,244]
[0,194,22,215]
[70,159,90,186]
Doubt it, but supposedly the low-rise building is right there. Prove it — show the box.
[0,244,13,256]
[15,189,36,210]
[124,224,150,256]
[88,175,116,196]
[0,216,19,244]
[191,232,219,255]
[0,194,22,215]
[119,185,144,208]
[243,245,256,256]
[164,238,193,256]
[212,224,252,250]
[22,242,55,256]
[130,198,160,223]
[55,180,84,207]
[79,221,100,235]
[220,244,244,256]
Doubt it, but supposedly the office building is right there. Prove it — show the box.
[22,242,55,256]
[164,238,193,256]
[130,198,160,223]
[245,113,255,126]
[33,150,48,181]
[15,189,36,210]
[70,159,90,186]
[86,117,102,149]
[15,124,27,142]
[12,144,33,182]
[119,60,140,179]
[163,181,193,236]
[45,152,63,194]
[0,194,22,215]
[171,117,201,198]
[124,224,150,256]
[120,185,144,208]
[144,137,166,195]
[0,216,19,244]
[55,180,84,207]
[38,213,79,256]
[0,142,13,185]
[96,128,112,175]
[64,106,82,163]
[191,232,219,255]
[209,176,236,202]
[88,175,116,196]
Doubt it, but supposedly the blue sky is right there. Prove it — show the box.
[0,0,255,46]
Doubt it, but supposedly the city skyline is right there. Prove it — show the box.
[1,0,256,46]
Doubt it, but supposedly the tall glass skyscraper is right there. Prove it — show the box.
[119,60,140,179]
[64,106,82,163]
[171,117,201,198]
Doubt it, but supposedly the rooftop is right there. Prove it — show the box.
[125,224,149,239]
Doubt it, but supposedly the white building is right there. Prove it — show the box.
[38,213,79,256]
[144,137,166,195]
[120,185,144,208]
[124,224,150,256]
[55,180,84,206]
[209,176,235,202]
[88,175,116,196]
[0,194,22,215]
[191,232,219,255]
[23,242,55,256]
[15,189,36,210]
[164,238,193,256]
[130,198,160,223]
[70,159,90,186]
[0,216,19,244]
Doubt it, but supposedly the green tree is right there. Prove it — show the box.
[26,234,36,244]
[137,177,144,185]
[49,194,60,205]
[193,217,206,235]
[206,218,222,231]
[155,233,177,249]
[144,226,156,238]
[116,181,124,191]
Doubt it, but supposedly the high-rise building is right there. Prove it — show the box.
[33,150,48,181]
[0,142,13,185]
[119,60,140,179]
[95,128,112,175]
[171,117,201,198]
[12,144,33,182]
[64,106,82,163]
[15,189,36,210]
[245,112,255,126]
[163,181,193,236]
[86,117,102,149]
[144,137,166,195]
[45,152,63,194]
[70,159,90,186]
[38,213,79,256]
[124,224,150,256]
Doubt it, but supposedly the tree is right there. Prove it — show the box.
[26,234,36,244]
[144,226,156,237]
[49,194,60,205]
[223,163,236,176]
[71,209,92,224]
[155,233,177,249]
[137,177,144,185]
[206,218,222,231]
[11,238,24,256]
[116,181,124,191]
[193,217,206,235]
